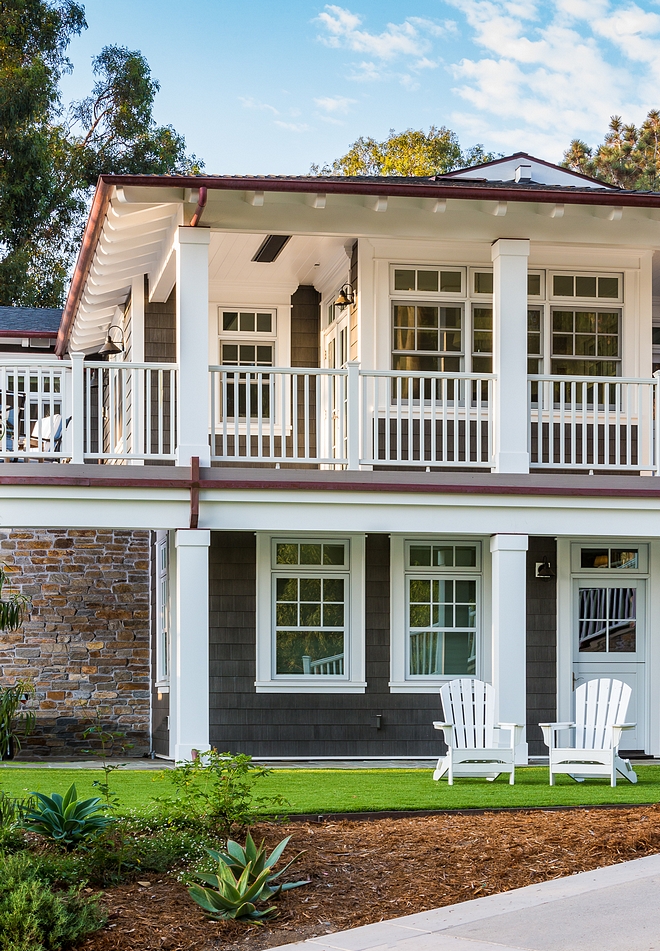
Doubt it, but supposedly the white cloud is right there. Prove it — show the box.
[238,97,279,116]
[314,95,357,113]
[445,0,660,159]
[274,120,310,132]
[315,5,451,65]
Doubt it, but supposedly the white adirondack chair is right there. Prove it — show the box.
[540,678,637,787]
[433,678,524,785]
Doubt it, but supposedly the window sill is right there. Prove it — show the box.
[155,683,170,694]
[255,681,367,694]
[389,680,454,694]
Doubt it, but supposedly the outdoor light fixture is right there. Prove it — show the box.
[98,317,124,356]
[334,282,355,307]
[535,559,556,580]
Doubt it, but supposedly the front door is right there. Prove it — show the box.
[573,579,645,752]
[322,307,349,462]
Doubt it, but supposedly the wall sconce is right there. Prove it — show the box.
[535,559,556,580]
[334,282,355,307]
[98,319,124,356]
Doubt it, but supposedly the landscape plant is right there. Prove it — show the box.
[0,682,36,761]
[20,783,114,848]
[203,832,308,900]
[0,851,104,951]
[159,750,288,835]
[82,711,134,808]
[188,860,279,922]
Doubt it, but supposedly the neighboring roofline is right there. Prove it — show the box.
[57,171,660,356]
[440,150,618,189]
[0,330,56,339]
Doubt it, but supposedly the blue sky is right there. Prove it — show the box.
[59,1,660,175]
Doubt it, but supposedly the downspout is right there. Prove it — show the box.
[190,186,207,227]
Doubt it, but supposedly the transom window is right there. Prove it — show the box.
[580,548,638,570]
[405,541,479,679]
[220,310,275,334]
[393,267,463,295]
[272,540,349,679]
[471,271,542,297]
[392,303,462,373]
[551,274,620,300]
[551,309,619,376]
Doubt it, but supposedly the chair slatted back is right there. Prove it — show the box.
[440,678,495,750]
[575,678,631,750]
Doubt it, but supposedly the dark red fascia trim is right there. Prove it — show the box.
[0,331,56,339]
[58,171,660,359]
[1,470,660,501]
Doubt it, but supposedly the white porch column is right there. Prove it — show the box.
[492,238,530,473]
[172,529,211,761]
[175,227,211,466]
[490,533,528,764]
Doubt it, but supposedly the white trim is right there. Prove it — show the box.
[255,533,366,693]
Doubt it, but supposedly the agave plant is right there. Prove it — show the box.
[21,783,115,848]
[188,861,278,921]
[204,833,309,900]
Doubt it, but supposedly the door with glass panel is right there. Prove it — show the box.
[573,553,645,751]
[322,303,349,461]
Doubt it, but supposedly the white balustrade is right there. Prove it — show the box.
[359,370,495,468]
[83,362,177,461]
[209,366,349,465]
[0,363,68,459]
[528,375,658,472]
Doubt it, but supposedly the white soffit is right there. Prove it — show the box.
[70,198,182,353]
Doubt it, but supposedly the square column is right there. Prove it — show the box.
[175,227,211,466]
[492,238,530,473]
[490,533,528,764]
[171,529,211,761]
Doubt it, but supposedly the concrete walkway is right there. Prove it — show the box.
[272,853,660,951]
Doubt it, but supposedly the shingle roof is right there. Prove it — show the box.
[0,306,62,334]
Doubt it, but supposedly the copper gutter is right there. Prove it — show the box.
[189,186,207,227]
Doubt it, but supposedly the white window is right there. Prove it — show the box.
[155,531,169,687]
[218,308,277,367]
[255,535,366,693]
[390,538,483,692]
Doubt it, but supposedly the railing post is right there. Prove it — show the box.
[70,352,85,464]
[655,371,660,475]
[346,360,360,469]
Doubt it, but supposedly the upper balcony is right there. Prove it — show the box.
[0,358,657,475]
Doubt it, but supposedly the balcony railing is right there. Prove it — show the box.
[0,359,177,463]
[209,365,496,468]
[2,358,659,474]
[528,375,658,471]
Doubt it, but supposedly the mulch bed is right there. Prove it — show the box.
[79,805,660,951]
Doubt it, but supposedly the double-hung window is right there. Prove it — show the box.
[218,308,276,418]
[390,538,482,692]
[255,535,366,693]
[549,273,622,377]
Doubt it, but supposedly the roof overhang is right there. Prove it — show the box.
[58,173,660,357]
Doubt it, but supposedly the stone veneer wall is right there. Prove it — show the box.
[0,529,151,757]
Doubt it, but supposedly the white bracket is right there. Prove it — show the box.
[432,198,447,213]
[492,201,507,217]
[247,191,265,207]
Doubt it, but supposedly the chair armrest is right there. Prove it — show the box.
[432,722,454,747]
[611,722,636,749]
[539,722,575,750]
[496,722,524,749]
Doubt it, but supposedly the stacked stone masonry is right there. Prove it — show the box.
[0,529,151,757]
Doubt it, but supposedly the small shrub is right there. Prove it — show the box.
[158,750,288,836]
[21,784,114,849]
[0,681,35,761]
[81,711,133,808]
[188,861,278,922]
[202,832,308,900]
[0,852,104,951]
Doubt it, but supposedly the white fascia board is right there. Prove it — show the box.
[195,489,660,539]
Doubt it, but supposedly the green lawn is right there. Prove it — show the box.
[1,764,660,815]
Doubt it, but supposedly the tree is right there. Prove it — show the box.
[563,111,660,191]
[0,1,203,308]
[311,127,496,177]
